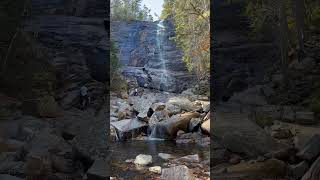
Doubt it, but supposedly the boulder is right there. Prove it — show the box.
[188,118,201,132]
[149,166,161,174]
[87,159,109,180]
[158,153,174,160]
[213,111,286,157]
[150,112,200,139]
[301,156,320,180]
[134,154,152,166]
[201,120,210,135]
[151,102,166,112]
[295,111,317,125]
[37,96,62,118]
[110,118,147,141]
[0,153,25,176]
[224,159,287,179]
[161,165,195,180]
[203,103,210,113]
[289,57,316,71]
[297,134,320,161]
[289,161,309,179]
[211,149,228,165]
[0,174,24,180]
[271,129,293,139]
[149,110,169,127]
[165,103,181,116]
[51,154,74,173]
[177,154,200,163]
[229,85,267,106]
[25,155,52,180]
[167,97,197,112]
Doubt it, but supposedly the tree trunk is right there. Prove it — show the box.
[294,0,305,62]
[279,0,289,88]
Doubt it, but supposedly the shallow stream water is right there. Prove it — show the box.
[110,140,210,179]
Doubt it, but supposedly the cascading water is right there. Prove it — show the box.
[156,20,170,90]
[147,20,172,140]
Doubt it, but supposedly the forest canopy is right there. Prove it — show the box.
[111,0,154,21]
[161,0,210,80]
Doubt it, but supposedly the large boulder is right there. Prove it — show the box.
[297,134,320,161]
[87,159,109,180]
[149,110,169,127]
[201,120,210,134]
[224,159,287,179]
[213,111,286,157]
[110,118,147,141]
[301,156,320,180]
[151,112,200,139]
[167,97,197,112]
[161,165,195,180]
[134,154,152,166]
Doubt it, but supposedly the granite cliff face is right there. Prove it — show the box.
[20,0,108,109]
[111,19,195,93]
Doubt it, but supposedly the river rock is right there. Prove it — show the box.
[161,165,195,180]
[289,161,309,179]
[0,174,24,180]
[203,103,210,113]
[297,134,320,161]
[87,159,109,180]
[110,118,147,141]
[224,158,287,179]
[51,154,74,173]
[167,97,196,112]
[151,112,200,139]
[151,102,166,112]
[149,166,161,174]
[134,154,152,166]
[201,120,210,135]
[158,153,174,160]
[165,103,181,116]
[177,154,200,163]
[188,118,201,132]
[149,110,169,127]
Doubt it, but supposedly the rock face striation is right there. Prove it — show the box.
[111,20,195,93]
[21,0,108,109]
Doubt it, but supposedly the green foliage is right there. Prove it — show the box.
[109,41,128,92]
[245,0,320,36]
[305,0,320,31]
[111,0,153,21]
[161,0,210,80]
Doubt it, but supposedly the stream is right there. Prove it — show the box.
[110,140,210,179]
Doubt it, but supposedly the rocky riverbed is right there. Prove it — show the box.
[109,82,211,179]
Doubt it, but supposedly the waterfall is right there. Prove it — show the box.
[156,20,169,90]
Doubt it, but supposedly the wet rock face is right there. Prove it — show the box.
[112,20,195,93]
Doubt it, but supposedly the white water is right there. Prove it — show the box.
[156,20,170,90]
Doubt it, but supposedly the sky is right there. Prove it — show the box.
[142,0,164,20]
